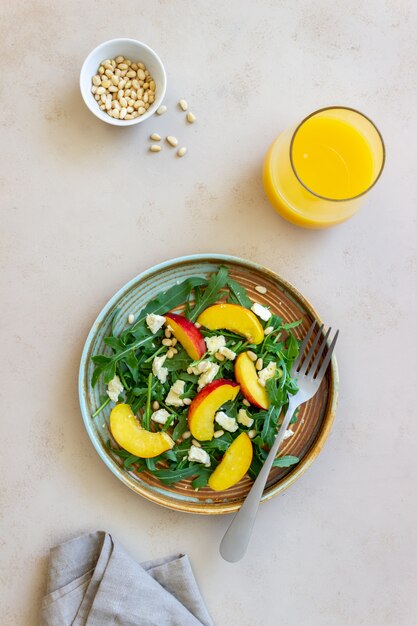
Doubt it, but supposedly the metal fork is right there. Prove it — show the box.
[220,321,339,562]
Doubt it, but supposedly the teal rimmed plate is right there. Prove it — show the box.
[79,254,338,514]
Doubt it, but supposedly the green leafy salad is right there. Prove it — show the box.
[91,267,302,491]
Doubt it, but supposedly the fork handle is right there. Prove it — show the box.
[219,399,298,563]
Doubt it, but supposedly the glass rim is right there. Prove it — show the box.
[289,106,386,202]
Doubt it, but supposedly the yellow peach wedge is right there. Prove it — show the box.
[197,303,264,344]
[110,403,174,458]
[234,351,269,409]
[164,312,205,360]
[208,432,253,491]
[188,379,240,441]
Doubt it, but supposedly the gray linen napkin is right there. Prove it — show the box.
[41,531,214,626]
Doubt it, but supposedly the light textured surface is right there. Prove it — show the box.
[1,1,417,625]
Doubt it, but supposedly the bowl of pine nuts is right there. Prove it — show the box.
[80,38,166,126]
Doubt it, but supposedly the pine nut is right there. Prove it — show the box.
[164,329,172,338]
[242,398,250,407]
[182,430,191,439]
[248,429,257,439]
[171,337,178,346]
[256,358,263,370]
[137,69,146,80]
[150,144,161,152]
[120,107,127,119]
[255,285,267,294]
[94,94,100,101]
[179,99,188,111]
[91,85,97,94]
[143,92,149,103]
[118,63,128,70]
[195,322,201,328]
[152,400,160,410]
[215,351,225,361]
[98,66,105,75]
[119,97,127,107]
[105,68,113,78]
[162,338,173,347]
[171,347,178,354]
[143,82,149,90]
[92,75,101,86]
[247,351,257,361]
[157,105,167,115]
[192,439,201,448]
[183,397,192,406]
[126,70,136,78]
[186,111,196,123]
[187,367,193,374]
[96,86,106,95]
[99,104,106,110]
[213,430,224,438]
[127,106,134,113]
[151,133,161,141]
[115,55,124,63]
[125,114,133,119]
[108,86,118,93]
[138,107,146,115]
[177,147,187,157]
[112,109,120,119]
[166,348,174,358]
[138,62,145,70]
[166,136,178,147]
[131,63,138,71]
[264,326,274,336]
[150,81,156,91]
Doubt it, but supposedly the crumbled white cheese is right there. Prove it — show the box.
[283,428,294,440]
[251,302,272,322]
[188,444,211,467]
[146,313,166,334]
[219,346,236,360]
[237,409,254,428]
[165,379,185,406]
[190,360,211,375]
[106,375,124,403]
[205,335,226,355]
[258,361,277,387]
[152,354,168,384]
[151,409,171,425]
[215,411,238,432]
[198,362,220,390]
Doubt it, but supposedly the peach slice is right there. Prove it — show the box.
[110,403,174,458]
[197,303,264,344]
[234,352,269,409]
[208,432,253,491]
[164,312,206,360]
[188,379,240,441]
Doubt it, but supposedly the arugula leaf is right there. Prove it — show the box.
[126,276,208,338]
[165,351,192,372]
[91,335,154,387]
[143,373,153,430]
[151,465,201,484]
[227,278,253,308]
[192,469,211,489]
[281,320,303,330]
[172,414,188,440]
[272,455,299,468]
[188,267,229,321]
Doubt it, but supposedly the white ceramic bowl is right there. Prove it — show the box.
[80,38,166,126]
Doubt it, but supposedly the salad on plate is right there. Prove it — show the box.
[91,267,302,492]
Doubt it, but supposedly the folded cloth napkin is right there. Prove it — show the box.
[41,531,214,626]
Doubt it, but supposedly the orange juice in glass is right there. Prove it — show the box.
[263,107,385,228]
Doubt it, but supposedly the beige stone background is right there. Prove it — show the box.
[1,1,417,624]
